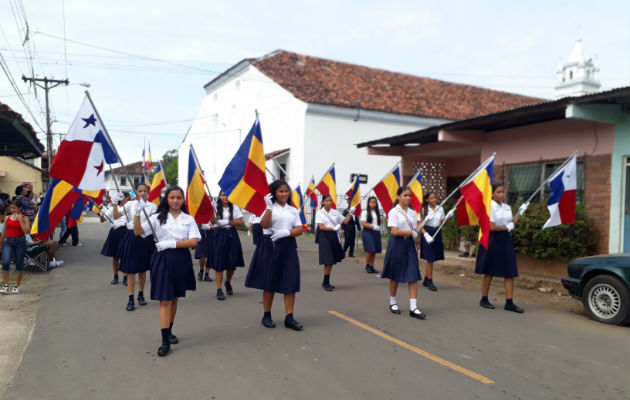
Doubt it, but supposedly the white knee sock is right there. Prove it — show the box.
[410,298,417,310]
[389,296,397,305]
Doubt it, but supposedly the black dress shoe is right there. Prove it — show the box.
[110,276,119,285]
[225,281,233,296]
[284,318,303,331]
[169,334,179,344]
[504,303,524,313]
[459,252,470,257]
[424,280,438,291]
[197,271,203,281]
[204,274,213,282]
[126,299,135,311]
[122,276,128,286]
[480,299,495,309]
[157,344,170,357]
[368,266,378,274]
[389,304,401,314]
[216,289,226,300]
[261,316,276,328]
[137,295,147,306]
[322,283,334,291]
[409,308,426,320]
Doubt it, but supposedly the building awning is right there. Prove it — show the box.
[0,102,44,159]
[265,148,290,161]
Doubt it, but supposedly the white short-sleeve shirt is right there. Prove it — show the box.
[249,214,261,224]
[316,208,344,229]
[490,200,513,227]
[127,200,158,235]
[217,205,243,221]
[148,212,201,242]
[387,205,417,232]
[423,205,445,228]
[271,202,301,232]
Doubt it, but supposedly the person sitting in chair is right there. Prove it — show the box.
[25,234,63,269]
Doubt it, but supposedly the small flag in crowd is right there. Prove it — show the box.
[146,141,152,171]
[186,147,214,224]
[543,154,577,229]
[408,170,423,214]
[290,185,308,231]
[218,119,270,216]
[31,179,83,240]
[373,163,401,214]
[305,176,318,208]
[148,162,167,205]
[345,175,361,217]
[141,172,151,190]
[49,96,118,191]
[459,155,494,249]
[316,163,337,209]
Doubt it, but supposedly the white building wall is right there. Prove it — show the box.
[179,65,307,196]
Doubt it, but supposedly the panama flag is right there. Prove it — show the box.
[543,155,577,229]
[373,162,401,214]
[408,170,423,214]
[345,175,361,217]
[218,118,270,216]
[316,164,337,209]
[459,155,494,249]
[148,162,167,205]
[290,185,308,231]
[49,96,118,191]
[187,147,214,224]
[305,177,318,208]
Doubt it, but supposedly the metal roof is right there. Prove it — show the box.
[0,101,44,159]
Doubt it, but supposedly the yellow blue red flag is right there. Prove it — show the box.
[316,163,337,209]
[31,178,83,240]
[459,155,494,249]
[290,184,308,231]
[305,176,317,208]
[373,162,401,214]
[148,162,167,205]
[408,170,423,214]
[345,175,361,217]
[218,119,270,216]
[186,147,214,224]
[141,172,151,190]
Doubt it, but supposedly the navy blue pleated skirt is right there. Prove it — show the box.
[475,231,518,278]
[251,223,263,246]
[100,226,126,258]
[119,230,155,274]
[361,229,382,253]
[420,225,445,262]
[381,236,421,283]
[246,236,300,293]
[150,248,196,300]
[318,230,345,265]
[212,227,245,271]
[194,229,215,260]
[245,234,273,290]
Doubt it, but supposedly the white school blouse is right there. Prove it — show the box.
[125,200,158,237]
[316,208,344,229]
[360,210,381,228]
[147,212,201,242]
[423,205,445,228]
[217,205,243,225]
[387,205,417,233]
[271,203,302,232]
[490,200,513,227]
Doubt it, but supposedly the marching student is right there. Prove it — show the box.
[341,204,361,258]
[419,192,453,291]
[360,196,383,274]
[245,180,304,330]
[100,192,130,284]
[115,183,157,311]
[315,194,353,291]
[195,221,216,282]
[475,183,527,313]
[134,186,201,357]
[0,199,31,294]
[381,186,426,320]
[212,191,244,300]
[248,213,263,246]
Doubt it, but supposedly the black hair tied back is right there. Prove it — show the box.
[269,179,291,204]
[157,186,187,225]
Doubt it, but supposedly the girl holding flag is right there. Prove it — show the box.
[360,196,384,274]
[134,186,201,357]
[381,186,426,319]
[115,183,157,311]
[245,180,304,330]
[475,183,528,313]
[419,192,453,291]
[100,192,130,285]
[316,194,353,291]
[212,191,244,300]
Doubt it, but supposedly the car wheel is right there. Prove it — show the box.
[582,275,629,325]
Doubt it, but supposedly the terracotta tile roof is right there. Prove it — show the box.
[265,148,290,160]
[106,161,145,175]
[246,50,545,120]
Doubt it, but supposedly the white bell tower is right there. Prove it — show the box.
[554,40,601,99]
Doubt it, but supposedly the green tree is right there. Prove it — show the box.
[148,149,178,186]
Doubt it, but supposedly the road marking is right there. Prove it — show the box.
[328,310,495,384]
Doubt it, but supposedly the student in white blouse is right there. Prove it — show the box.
[474,183,528,313]
[419,192,455,291]
[381,186,426,320]
[360,196,384,274]
[100,192,130,285]
[195,219,217,283]
[246,180,305,330]
[315,194,353,291]
[114,183,157,312]
[212,191,245,300]
[134,186,201,357]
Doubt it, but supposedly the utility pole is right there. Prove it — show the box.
[21,76,69,174]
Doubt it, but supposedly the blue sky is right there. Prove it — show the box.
[1,0,628,164]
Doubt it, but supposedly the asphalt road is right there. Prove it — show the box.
[4,220,629,400]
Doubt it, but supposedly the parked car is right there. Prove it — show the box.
[562,253,630,325]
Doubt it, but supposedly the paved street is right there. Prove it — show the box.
[3,220,629,400]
